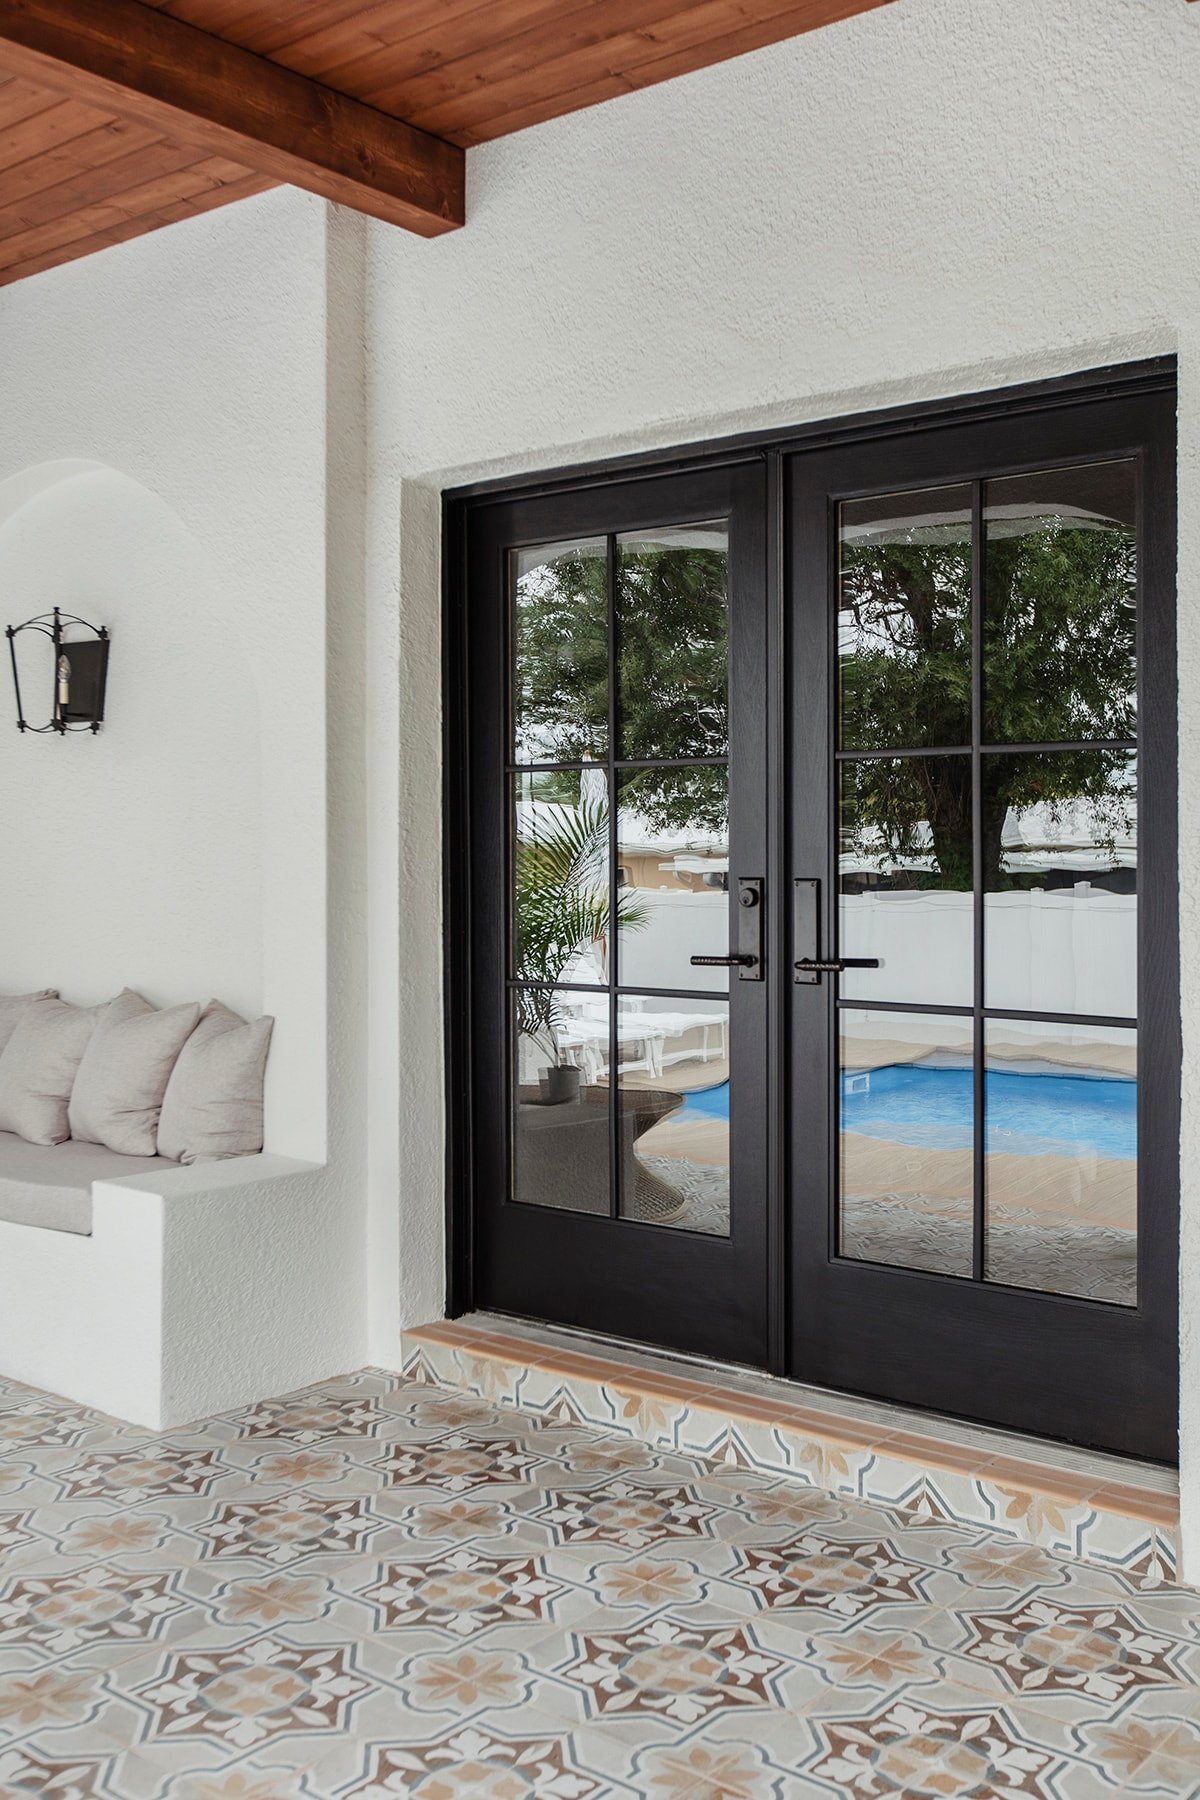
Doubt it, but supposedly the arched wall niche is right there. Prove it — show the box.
[0,459,313,1156]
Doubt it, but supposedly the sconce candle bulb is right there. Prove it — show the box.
[6,606,109,735]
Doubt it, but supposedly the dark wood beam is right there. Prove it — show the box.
[0,0,464,235]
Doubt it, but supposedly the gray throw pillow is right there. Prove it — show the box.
[0,990,57,1059]
[157,1001,274,1164]
[69,989,202,1157]
[0,996,101,1145]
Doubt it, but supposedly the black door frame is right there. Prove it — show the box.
[443,356,1178,1456]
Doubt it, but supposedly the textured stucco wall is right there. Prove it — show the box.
[0,466,263,1025]
[0,189,369,1400]
[0,189,332,1162]
[361,0,1200,1562]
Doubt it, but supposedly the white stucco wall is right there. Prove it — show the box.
[0,189,369,1396]
[0,189,333,1163]
[0,466,262,1025]
[359,0,1200,1563]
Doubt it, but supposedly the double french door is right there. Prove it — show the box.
[452,367,1178,1461]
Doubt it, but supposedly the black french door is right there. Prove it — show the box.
[788,386,1178,1460]
[460,464,772,1366]
[449,365,1178,1461]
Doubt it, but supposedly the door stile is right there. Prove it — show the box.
[970,480,986,1282]
[604,531,620,1222]
[787,455,837,1314]
[766,447,788,1375]
[1134,405,1179,1360]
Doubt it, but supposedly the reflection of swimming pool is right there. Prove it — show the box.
[677,1067,1137,1160]
[845,1064,1136,1160]
[677,1081,730,1123]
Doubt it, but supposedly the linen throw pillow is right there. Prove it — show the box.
[0,989,57,1059]
[69,989,202,1157]
[0,996,101,1145]
[157,1001,274,1164]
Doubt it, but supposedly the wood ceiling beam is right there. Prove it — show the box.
[0,0,464,235]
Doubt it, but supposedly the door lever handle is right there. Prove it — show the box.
[691,954,757,969]
[793,879,879,985]
[793,957,880,974]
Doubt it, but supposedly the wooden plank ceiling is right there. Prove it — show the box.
[0,0,893,288]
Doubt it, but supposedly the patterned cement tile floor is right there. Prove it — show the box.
[1,1370,1200,1798]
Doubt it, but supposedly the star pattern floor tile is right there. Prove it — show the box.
[1,1366,1199,1797]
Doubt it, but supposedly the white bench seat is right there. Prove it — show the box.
[0,1151,344,1427]
[0,1130,174,1235]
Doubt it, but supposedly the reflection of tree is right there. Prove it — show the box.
[840,518,1136,889]
[515,552,607,765]
[514,518,1137,887]
[516,546,728,832]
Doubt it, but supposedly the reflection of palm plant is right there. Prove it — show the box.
[515,797,647,1066]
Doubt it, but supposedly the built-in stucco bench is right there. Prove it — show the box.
[0,1130,172,1235]
[0,988,346,1432]
[0,1146,328,1430]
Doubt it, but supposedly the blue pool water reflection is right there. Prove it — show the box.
[677,1064,1137,1160]
[677,1082,732,1123]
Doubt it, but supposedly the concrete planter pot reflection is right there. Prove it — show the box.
[539,1065,581,1105]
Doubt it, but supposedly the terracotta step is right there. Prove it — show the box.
[401,1313,1180,1587]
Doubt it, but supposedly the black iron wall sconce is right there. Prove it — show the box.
[6,607,110,735]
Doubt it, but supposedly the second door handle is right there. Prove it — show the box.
[794,957,880,975]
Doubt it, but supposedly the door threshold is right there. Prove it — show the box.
[402,1313,1180,1587]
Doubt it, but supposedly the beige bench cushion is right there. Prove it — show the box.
[0,1132,172,1236]
[69,989,201,1156]
[158,1002,273,1164]
[0,997,102,1145]
[0,990,57,1059]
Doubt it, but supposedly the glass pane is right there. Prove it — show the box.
[512,990,612,1215]
[983,750,1136,1017]
[512,771,611,988]
[513,538,608,762]
[839,756,973,1006]
[839,1011,974,1276]
[984,1019,1136,1304]
[984,462,1137,744]
[617,522,728,761]
[616,997,730,1236]
[617,767,729,992]
[838,485,972,751]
